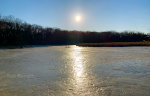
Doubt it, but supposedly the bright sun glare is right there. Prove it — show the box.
[75,15,81,22]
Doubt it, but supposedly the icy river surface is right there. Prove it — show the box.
[0,46,150,96]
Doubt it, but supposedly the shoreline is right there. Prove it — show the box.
[0,44,73,49]
[77,42,150,47]
[1,42,150,49]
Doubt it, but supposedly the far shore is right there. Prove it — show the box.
[0,44,73,49]
[77,41,150,47]
[1,42,150,49]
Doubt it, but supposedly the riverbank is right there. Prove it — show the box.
[0,46,24,49]
[0,44,72,49]
[1,42,150,49]
[77,41,150,47]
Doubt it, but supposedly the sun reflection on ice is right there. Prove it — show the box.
[71,46,84,83]
[74,56,83,77]
[67,46,101,95]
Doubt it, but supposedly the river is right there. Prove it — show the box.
[0,46,150,96]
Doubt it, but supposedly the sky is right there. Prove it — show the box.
[0,0,150,33]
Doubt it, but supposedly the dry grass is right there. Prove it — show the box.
[77,41,150,47]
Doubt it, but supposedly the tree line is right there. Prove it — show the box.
[0,15,150,47]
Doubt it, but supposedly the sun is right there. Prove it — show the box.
[75,15,81,22]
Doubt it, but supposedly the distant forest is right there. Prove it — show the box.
[0,15,150,47]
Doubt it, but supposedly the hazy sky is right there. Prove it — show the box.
[0,0,150,33]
